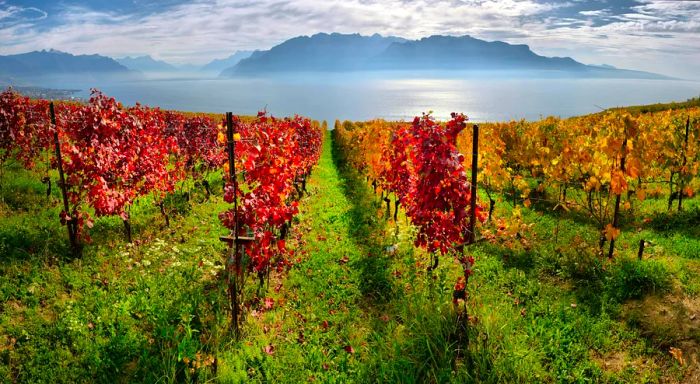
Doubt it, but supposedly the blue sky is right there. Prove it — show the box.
[1,0,699,78]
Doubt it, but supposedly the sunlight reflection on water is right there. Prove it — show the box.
[18,72,700,123]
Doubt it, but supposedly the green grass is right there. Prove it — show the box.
[1,134,699,383]
[0,160,231,383]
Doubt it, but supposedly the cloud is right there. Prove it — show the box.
[579,9,610,17]
[0,0,574,61]
[0,0,698,78]
[626,0,700,32]
[0,1,47,28]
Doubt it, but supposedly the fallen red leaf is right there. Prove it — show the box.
[263,344,275,356]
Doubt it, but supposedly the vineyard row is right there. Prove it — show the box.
[0,88,325,331]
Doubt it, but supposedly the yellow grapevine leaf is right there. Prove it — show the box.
[610,170,627,195]
[585,176,600,192]
[670,347,685,366]
[626,158,641,178]
[636,189,646,201]
[604,224,621,241]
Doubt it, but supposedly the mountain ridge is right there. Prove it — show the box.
[223,33,407,75]
[0,34,671,80]
[221,33,668,79]
[0,50,132,77]
[116,55,177,72]
[200,51,253,72]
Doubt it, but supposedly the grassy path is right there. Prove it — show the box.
[218,134,394,382]
[218,132,459,383]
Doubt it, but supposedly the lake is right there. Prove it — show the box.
[12,71,700,122]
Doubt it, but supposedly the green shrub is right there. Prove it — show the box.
[606,258,672,302]
[162,192,191,217]
[557,245,605,282]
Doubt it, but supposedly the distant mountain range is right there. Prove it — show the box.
[0,34,669,80]
[369,35,584,70]
[116,55,177,72]
[200,51,253,73]
[0,50,253,79]
[222,33,667,79]
[225,34,405,75]
[0,49,131,77]
[116,51,254,73]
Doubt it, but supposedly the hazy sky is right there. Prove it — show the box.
[1,0,699,78]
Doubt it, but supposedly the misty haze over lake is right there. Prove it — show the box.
[12,71,699,123]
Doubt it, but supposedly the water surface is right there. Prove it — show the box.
[14,71,700,122]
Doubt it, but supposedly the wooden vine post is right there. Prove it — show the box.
[678,117,690,211]
[468,124,479,245]
[123,210,132,243]
[455,124,479,287]
[637,239,645,261]
[608,128,629,259]
[457,123,479,348]
[219,112,254,336]
[50,102,80,257]
[223,111,241,335]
